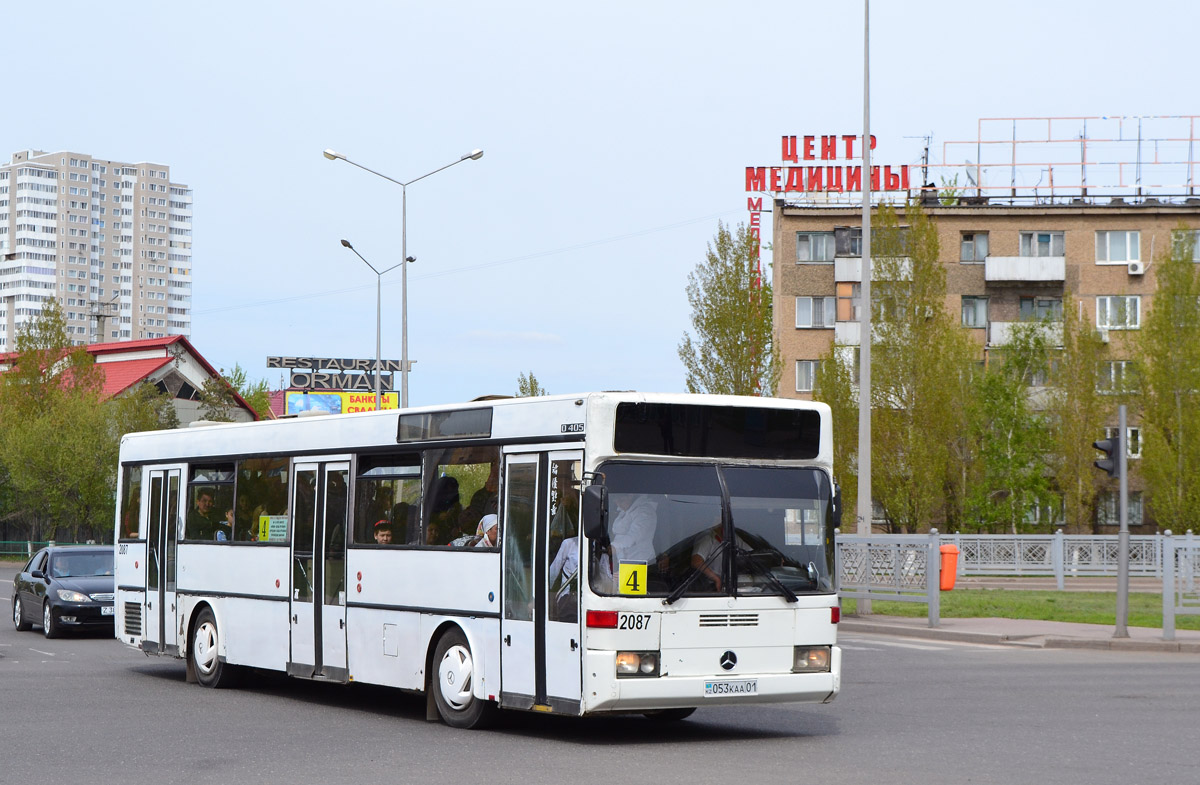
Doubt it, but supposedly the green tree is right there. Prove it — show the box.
[1137,227,1200,531]
[964,321,1055,533]
[516,371,549,397]
[678,221,780,396]
[199,363,267,421]
[1047,292,1110,533]
[813,345,859,520]
[0,301,111,541]
[868,203,975,532]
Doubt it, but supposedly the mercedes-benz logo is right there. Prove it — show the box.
[720,650,737,671]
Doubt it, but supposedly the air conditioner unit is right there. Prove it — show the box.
[1098,328,1110,343]
[1128,260,1146,275]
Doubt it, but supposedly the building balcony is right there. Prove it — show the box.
[835,321,861,346]
[988,320,1063,348]
[985,256,1065,282]
[834,257,912,283]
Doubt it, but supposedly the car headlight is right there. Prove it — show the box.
[56,589,91,603]
[793,646,831,673]
[615,651,659,678]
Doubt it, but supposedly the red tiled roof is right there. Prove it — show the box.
[97,357,173,399]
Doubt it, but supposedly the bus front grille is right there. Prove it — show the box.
[698,613,759,628]
[124,602,142,636]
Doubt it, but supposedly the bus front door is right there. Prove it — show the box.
[144,467,182,655]
[500,450,583,714]
[289,460,349,681]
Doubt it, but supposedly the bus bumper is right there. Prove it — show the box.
[582,645,841,713]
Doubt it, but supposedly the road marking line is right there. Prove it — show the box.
[30,648,56,656]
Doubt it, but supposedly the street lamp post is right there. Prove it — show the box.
[339,239,406,411]
[324,147,484,408]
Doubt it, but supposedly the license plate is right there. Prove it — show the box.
[101,606,114,616]
[704,679,757,697]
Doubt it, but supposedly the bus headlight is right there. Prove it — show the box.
[793,646,831,673]
[616,651,659,678]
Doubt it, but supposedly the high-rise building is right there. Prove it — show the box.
[0,149,192,348]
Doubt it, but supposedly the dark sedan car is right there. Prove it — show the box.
[11,545,115,638]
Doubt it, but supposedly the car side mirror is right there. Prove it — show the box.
[582,484,608,541]
[31,569,45,580]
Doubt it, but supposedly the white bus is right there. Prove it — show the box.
[114,392,841,727]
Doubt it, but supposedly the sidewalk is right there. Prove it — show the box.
[840,614,1200,654]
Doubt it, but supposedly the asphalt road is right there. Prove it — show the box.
[3,568,1197,785]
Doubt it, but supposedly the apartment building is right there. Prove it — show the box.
[0,149,193,348]
[772,194,1200,529]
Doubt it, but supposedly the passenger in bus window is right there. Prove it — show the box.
[426,475,461,545]
[459,463,499,531]
[609,494,658,567]
[373,519,393,545]
[473,514,499,548]
[187,489,229,540]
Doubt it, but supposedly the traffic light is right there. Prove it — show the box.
[1093,433,1121,478]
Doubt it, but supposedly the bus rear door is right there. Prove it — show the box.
[289,459,350,681]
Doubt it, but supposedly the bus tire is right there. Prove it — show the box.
[643,708,696,722]
[42,601,60,639]
[13,596,32,632]
[192,608,239,688]
[431,627,495,729]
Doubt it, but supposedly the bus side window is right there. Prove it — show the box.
[236,457,290,542]
[353,454,421,545]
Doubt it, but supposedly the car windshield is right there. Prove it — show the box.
[49,552,114,578]
[587,462,835,598]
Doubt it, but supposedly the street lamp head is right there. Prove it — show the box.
[463,149,484,161]
[323,148,345,161]
[340,239,353,249]
[406,256,416,263]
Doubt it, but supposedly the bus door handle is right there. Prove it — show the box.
[292,614,298,624]
[570,639,578,651]
[339,619,345,630]
[504,635,511,646]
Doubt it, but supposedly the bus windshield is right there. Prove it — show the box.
[588,462,835,598]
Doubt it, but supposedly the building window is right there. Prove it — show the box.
[1171,229,1200,261]
[835,227,863,257]
[961,296,988,327]
[960,232,988,262]
[795,360,819,393]
[1097,490,1143,527]
[1097,295,1140,330]
[1019,231,1064,257]
[1020,296,1062,321]
[1099,361,1138,394]
[835,282,861,321]
[796,232,834,263]
[796,296,835,328]
[1096,230,1140,263]
[1105,426,1141,459]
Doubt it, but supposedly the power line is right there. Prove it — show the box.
[194,209,738,316]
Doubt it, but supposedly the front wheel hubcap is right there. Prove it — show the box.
[438,644,475,711]
[194,621,218,675]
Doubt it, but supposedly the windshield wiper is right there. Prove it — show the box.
[736,546,799,603]
[663,538,730,606]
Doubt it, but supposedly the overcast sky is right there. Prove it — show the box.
[6,1,1196,405]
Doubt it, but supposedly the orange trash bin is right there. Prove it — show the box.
[939,544,959,591]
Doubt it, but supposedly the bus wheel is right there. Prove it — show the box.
[13,596,31,632]
[643,708,696,722]
[192,608,238,688]
[432,628,495,729]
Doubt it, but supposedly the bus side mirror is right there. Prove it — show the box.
[582,484,608,540]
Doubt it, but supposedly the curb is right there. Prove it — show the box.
[840,619,1200,654]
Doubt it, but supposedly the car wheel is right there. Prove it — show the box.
[191,608,239,688]
[431,627,495,729]
[643,708,696,722]
[42,601,59,639]
[13,596,31,632]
